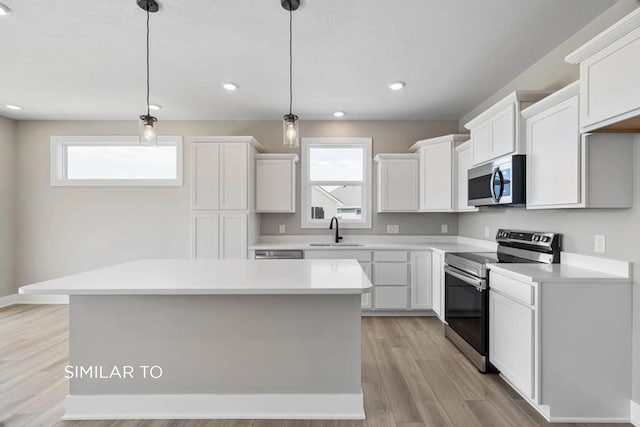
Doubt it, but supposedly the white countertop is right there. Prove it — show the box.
[488,263,631,284]
[19,259,373,296]
[249,242,493,253]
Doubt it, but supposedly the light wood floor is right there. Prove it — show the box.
[0,304,629,427]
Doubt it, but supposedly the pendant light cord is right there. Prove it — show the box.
[288,3,293,116]
[146,8,150,118]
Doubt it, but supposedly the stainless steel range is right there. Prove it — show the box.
[443,229,561,372]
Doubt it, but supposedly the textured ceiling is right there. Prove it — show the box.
[0,0,616,120]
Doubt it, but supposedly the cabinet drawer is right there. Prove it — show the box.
[375,251,408,262]
[490,272,534,306]
[374,263,408,286]
[304,250,372,262]
[374,286,409,309]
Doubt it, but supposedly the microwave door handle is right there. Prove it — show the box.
[490,167,504,203]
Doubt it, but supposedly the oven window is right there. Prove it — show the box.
[445,272,487,354]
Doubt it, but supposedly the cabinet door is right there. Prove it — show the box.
[219,143,248,210]
[490,103,516,158]
[360,262,373,309]
[471,120,491,165]
[455,143,476,212]
[192,213,219,259]
[527,95,580,207]
[374,286,409,309]
[378,158,419,212]
[374,263,409,286]
[410,251,432,309]
[420,142,453,211]
[192,143,220,210]
[256,159,295,212]
[431,251,444,318]
[489,290,535,399]
[219,213,248,259]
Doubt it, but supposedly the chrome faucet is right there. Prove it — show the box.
[329,216,343,244]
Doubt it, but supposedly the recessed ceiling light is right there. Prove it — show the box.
[222,82,238,91]
[6,104,21,110]
[333,111,345,118]
[388,81,406,91]
[0,3,12,16]
[148,104,162,111]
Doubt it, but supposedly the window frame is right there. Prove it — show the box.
[50,135,183,187]
[300,137,372,229]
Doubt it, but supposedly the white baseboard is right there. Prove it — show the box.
[0,293,17,308]
[631,400,640,426]
[361,310,435,317]
[0,293,68,307]
[64,392,365,420]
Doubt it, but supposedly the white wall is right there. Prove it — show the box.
[14,119,459,287]
[456,0,640,406]
[0,116,16,298]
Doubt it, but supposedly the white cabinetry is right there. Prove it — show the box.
[454,141,477,212]
[523,82,634,209]
[410,251,432,309]
[374,154,419,212]
[431,251,445,320]
[488,268,632,421]
[410,134,469,212]
[464,91,549,166]
[191,137,263,259]
[565,8,640,132]
[489,287,535,399]
[305,249,432,313]
[255,154,298,213]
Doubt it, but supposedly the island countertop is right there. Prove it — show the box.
[19,259,373,296]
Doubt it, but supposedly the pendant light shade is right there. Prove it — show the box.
[282,0,300,148]
[138,0,159,146]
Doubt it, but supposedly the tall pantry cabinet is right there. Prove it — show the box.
[191,137,264,259]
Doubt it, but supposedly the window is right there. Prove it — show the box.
[50,136,183,186]
[301,137,372,229]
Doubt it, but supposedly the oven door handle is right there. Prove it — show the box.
[444,266,487,291]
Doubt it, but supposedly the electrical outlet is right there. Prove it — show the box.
[441,224,448,234]
[386,224,399,234]
[279,224,286,234]
[484,227,490,238]
[594,235,606,254]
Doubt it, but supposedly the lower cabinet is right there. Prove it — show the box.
[489,289,535,399]
[192,212,248,259]
[304,249,432,313]
[431,251,445,320]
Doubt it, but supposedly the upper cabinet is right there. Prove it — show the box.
[410,134,468,212]
[565,7,640,133]
[464,91,549,166]
[454,141,477,212]
[255,154,298,213]
[191,137,263,211]
[374,154,419,212]
[522,82,634,209]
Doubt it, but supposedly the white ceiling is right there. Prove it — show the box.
[0,0,615,121]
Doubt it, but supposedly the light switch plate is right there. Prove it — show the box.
[441,224,448,234]
[279,224,286,234]
[594,235,606,254]
[387,224,399,234]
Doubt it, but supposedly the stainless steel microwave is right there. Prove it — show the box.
[468,155,525,206]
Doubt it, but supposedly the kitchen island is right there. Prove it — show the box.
[19,259,371,420]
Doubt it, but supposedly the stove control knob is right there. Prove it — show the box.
[542,236,551,243]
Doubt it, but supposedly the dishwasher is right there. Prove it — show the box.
[254,250,304,259]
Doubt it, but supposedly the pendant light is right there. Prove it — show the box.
[137,0,159,145]
[281,0,300,148]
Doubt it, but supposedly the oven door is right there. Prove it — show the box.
[444,265,488,355]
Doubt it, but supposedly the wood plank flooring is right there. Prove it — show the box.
[0,304,630,427]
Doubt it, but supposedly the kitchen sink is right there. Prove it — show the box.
[309,243,364,247]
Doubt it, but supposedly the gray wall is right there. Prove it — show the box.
[0,116,16,297]
[14,119,458,287]
[456,0,640,405]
